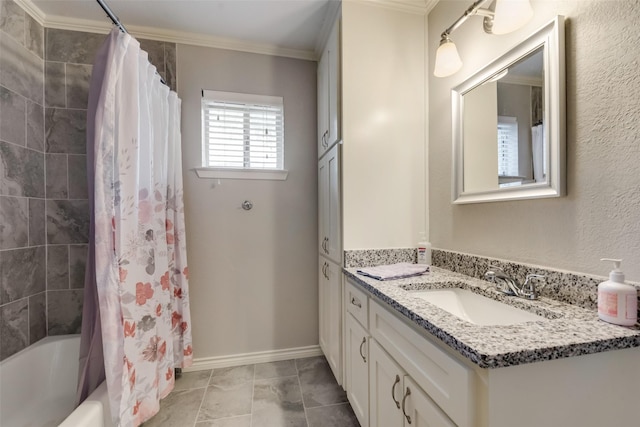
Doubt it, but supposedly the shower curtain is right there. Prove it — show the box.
[78,28,192,427]
[531,123,545,182]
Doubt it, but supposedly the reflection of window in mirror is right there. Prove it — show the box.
[497,116,519,187]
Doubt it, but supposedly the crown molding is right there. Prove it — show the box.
[13,0,45,25]
[348,0,438,15]
[314,0,342,56]
[13,0,318,61]
[424,0,440,14]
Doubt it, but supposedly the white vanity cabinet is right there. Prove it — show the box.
[319,257,342,384]
[317,18,340,158]
[345,283,370,426]
[346,314,369,426]
[370,340,456,427]
[344,279,473,427]
[345,275,640,427]
[369,299,473,427]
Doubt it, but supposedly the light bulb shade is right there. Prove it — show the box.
[491,0,533,35]
[434,39,462,77]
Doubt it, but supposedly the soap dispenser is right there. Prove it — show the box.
[597,259,638,326]
[417,233,431,265]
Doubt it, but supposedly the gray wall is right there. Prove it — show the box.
[177,44,318,359]
[0,0,177,360]
[428,0,640,281]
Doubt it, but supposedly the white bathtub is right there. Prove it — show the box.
[0,335,113,427]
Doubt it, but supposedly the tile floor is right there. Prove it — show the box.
[143,356,360,427]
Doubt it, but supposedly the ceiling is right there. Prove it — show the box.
[27,0,341,59]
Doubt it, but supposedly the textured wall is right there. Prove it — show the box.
[178,45,318,359]
[428,0,640,280]
[342,1,427,250]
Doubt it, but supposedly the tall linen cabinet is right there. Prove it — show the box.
[318,2,428,425]
[317,15,343,384]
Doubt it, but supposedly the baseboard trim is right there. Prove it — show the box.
[184,345,323,372]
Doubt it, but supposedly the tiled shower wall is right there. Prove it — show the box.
[0,0,47,361]
[0,0,177,361]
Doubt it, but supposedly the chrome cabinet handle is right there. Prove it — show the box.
[359,337,367,363]
[325,237,329,253]
[350,297,362,309]
[391,375,401,409]
[402,387,412,424]
[322,262,326,279]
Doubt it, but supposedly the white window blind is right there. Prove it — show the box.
[497,116,519,177]
[202,90,284,170]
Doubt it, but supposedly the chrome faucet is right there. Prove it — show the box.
[519,274,546,299]
[484,266,546,300]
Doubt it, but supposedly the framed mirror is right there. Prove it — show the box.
[452,16,565,204]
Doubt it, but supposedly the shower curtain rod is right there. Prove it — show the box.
[95,0,168,87]
[96,0,127,33]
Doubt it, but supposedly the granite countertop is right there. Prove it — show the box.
[343,266,640,369]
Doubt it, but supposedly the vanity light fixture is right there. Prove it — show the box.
[433,0,534,78]
[487,68,509,83]
[433,35,463,78]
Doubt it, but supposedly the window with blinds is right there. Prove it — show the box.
[202,90,284,170]
[497,116,519,177]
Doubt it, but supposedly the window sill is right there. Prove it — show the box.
[194,167,289,181]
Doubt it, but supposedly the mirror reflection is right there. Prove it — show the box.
[462,47,545,192]
[451,16,565,204]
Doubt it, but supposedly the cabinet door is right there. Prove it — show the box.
[325,144,341,264]
[318,144,341,264]
[402,376,456,427]
[370,340,404,427]
[325,260,343,385]
[369,299,471,427]
[317,50,330,158]
[318,156,329,256]
[318,258,329,356]
[346,314,369,427]
[327,18,340,147]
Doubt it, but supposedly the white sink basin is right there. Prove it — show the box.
[410,288,544,326]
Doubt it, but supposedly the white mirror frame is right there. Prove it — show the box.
[452,16,565,204]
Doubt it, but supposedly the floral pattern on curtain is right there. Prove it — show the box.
[90,29,192,427]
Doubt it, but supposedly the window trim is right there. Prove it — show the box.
[194,167,288,181]
[197,90,287,180]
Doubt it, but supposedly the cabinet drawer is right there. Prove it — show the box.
[345,280,368,328]
[369,299,473,427]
